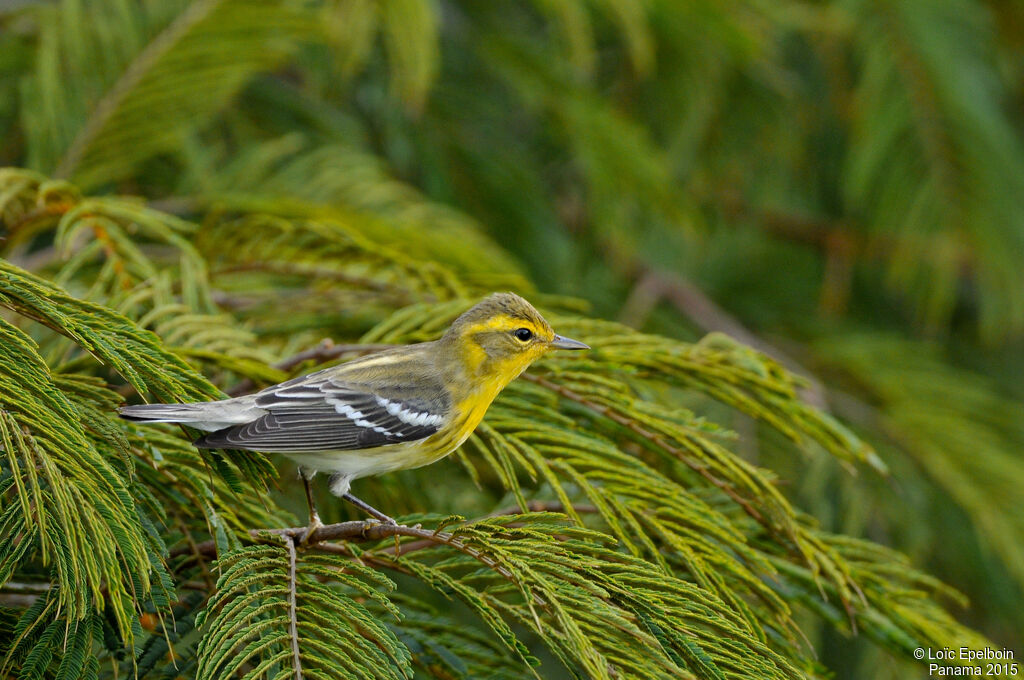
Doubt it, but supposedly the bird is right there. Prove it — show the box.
[119,292,589,538]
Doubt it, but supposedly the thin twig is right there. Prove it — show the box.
[484,500,598,519]
[286,536,303,680]
[175,515,214,590]
[622,269,829,410]
[0,581,51,593]
[227,341,395,396]
[374,502,599,557]
[3,205,72,241]
[276,521,516,581]
[0,593,42,607]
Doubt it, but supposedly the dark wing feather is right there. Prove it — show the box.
[194,368,450,452]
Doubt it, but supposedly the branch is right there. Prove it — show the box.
[286,536,303,680]
[620,268,829,410]
[176,518,516,581]
[484,500,598,518]
[0,581,51,607]
[715,191,975,287]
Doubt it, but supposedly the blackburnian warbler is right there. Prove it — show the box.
[120,293,589,534]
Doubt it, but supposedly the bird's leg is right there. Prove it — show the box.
[341,493,397,525]
[299,469,324,545]
[328,474,398,525]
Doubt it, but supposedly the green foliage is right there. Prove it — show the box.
[3,592,104,680]
[389,514,803,680]
[1,0,1021,678]
[844,1,1024,341]
[25,0,319,190]
[0,310,153,647]
[196,543,411,680]
[814,334,1024,595]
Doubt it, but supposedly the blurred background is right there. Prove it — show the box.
[1,0,1022,674]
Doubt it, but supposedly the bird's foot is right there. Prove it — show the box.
[300,512,325,546]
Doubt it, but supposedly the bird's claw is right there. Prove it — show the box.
[300,513,325,546]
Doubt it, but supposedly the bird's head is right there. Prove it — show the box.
[442,292,589,383]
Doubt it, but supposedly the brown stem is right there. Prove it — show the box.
[622,269,829,410]
[286,536,303,680]
[484,500,598,519]
[0,581,51,607]
[173,501,594,563]
[175,518,516,581]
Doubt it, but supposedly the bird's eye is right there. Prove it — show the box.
[513,328,533,342]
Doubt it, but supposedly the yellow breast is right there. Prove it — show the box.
[414,375,506,464]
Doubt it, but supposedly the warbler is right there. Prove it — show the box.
[120,293,588,534]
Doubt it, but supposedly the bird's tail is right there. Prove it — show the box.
[119,402,213,423]
[119,401,257,432]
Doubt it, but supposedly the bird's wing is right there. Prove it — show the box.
[193,367,451,452]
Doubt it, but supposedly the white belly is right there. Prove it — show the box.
[279,440,438,481]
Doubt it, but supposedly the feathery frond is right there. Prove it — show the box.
[24,0,318,189]
[196,542,412,680]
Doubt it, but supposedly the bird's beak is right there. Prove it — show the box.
[550,334,590,350]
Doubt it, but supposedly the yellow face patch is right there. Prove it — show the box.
[456,313,554,385]
[465,314,551,341]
